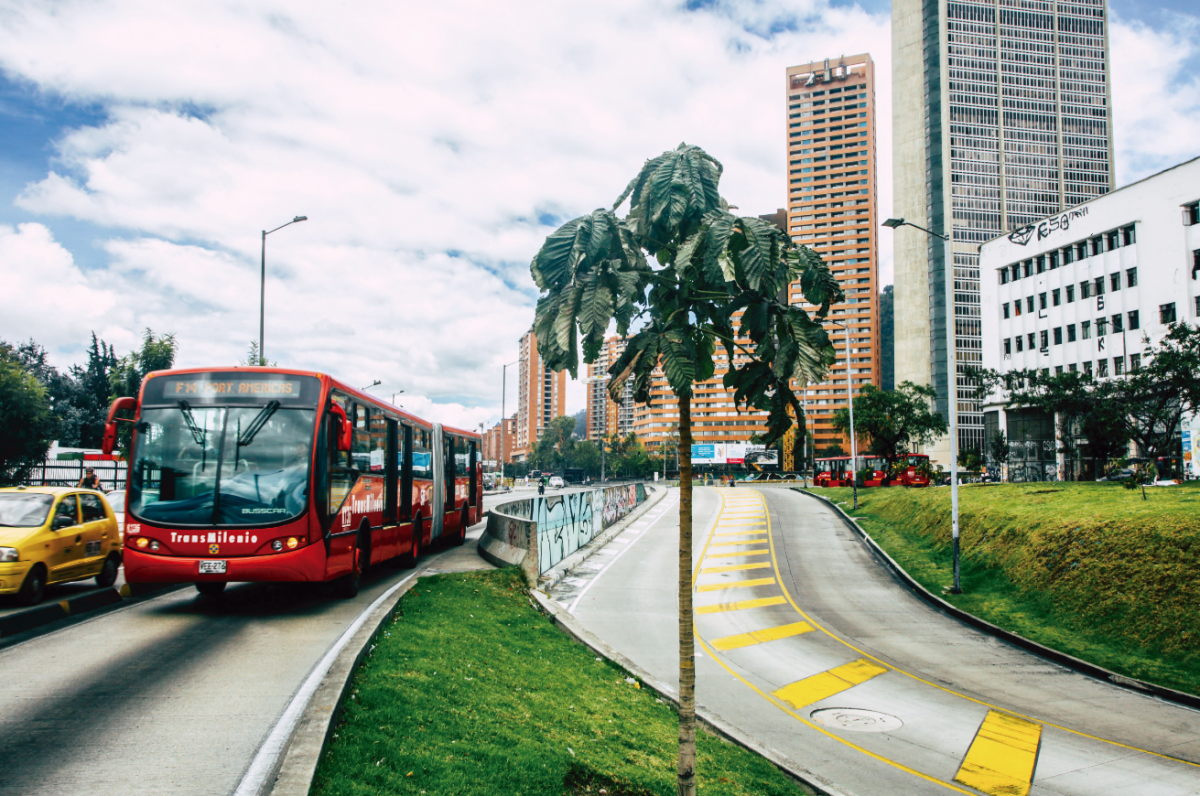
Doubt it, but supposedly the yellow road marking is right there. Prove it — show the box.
[704,549,771,559]
[773,659,889,709]
[954,711,1042,796]
[716,530,766,537]
[696,596,787,614]
[711,621,814,651]
[696,577,776,592]
[709,537,767,547]
[700,562,772,574]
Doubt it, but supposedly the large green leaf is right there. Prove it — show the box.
[615,144,724,254]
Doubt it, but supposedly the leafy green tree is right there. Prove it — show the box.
[109,329,178,454]
[240,341,276,367]
[0,345,57,485]
[820,443,844,457]
[82,333,119,447]
[830,382,947,463]
[987,430,1010,467]
[528,143,841,793]
[569,440,602,477]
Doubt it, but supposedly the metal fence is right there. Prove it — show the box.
[6,460,127,491]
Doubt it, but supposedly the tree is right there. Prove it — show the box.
[0,345,57,485]
[820,443,845,457]
[830,382,947,463]
[528,143,841,794]
[987,430,1010,467]
[81,333,119,447]
[109,329,178,454]
[240,341,276,367]
[530,415,577,472]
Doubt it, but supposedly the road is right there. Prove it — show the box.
[553,486,1200,796]
[0,494,508,796]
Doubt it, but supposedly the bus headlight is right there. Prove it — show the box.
[149,539,160,551]
[0,547,18,562]
[286,537,300,550]
[271,540,283,552]
[135,537,149,549]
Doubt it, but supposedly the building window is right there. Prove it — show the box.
[1003,302,1010,319]
[1013,301,1021,317]
[1067,324,1077,342]
[1066,285,1075,303]
[1023,261,1033,278]
[1055,365,1063,375]
[1026,296,1035,313]
[1004,338,1011,355]
[1081,321,1091,339]
[1039,292,1047,310]
[1090,237,1103,256]
[1040,330,1049,351]
[1049,251,1059,269]
[1196,296,1200,317]
[1121,225,1136,246]
[1000,269,1009,285]
[1080,281,1091,299]
[1068,363,1078,372]
[1036,255,1046,272]
[1053,327,1063,345]
[1105,230,1119,250]
[1083,361,1093,375]
[1027,332,1036,350]
[1126,267,1138,287]
[1160,303,1177,324]
[1093,277,1105,296]
[1016,336,1024,352]
[1011,264,1021,282]
[1063,247,1074,265]
[1052,288,1061,306]
[1110,273,1121,292]
[1128,310,1139,330]
[1186,202,1200,226]
[1112,314,1124,333]
[1130,353,1141,370]
[1096,317,1108,336]
[1114,357,1124,375]
[1098,359,1109,377]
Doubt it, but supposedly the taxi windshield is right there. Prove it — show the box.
[0,493,55,527]
[128,402,316,527]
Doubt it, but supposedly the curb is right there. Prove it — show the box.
[791,487,1200,713]
[537,484,669,591]
[529,589,858,796]
[267,571,425,796]
[0,581,182,639]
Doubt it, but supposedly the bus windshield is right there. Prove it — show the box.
[129,402,316,527]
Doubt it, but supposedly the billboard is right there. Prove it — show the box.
[689,443,778,467]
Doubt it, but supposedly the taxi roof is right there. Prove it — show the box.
[0,486,102,496]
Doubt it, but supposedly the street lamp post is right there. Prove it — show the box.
[501,360,517,485]
[392,390,405,407]
[883,217,960,593]
[826,319,858,510]
[260,215,308,364]
[361,380,381,392]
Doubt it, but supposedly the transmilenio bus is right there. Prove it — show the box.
[102,367,482,597]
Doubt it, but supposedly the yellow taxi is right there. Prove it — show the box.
[0,486,124,606]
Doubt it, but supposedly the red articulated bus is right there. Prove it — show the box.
[813,454,932,488]
[102,367,482,598]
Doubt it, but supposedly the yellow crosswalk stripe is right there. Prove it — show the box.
[696,577,776,592]
[709,537,767,547]
[710,621,815,651]
[700,562,772,574]
[954,711,1042,796]
[695,596,786,614]
[772,659,889,709]
[704,549,770,559]
[716,530,766,537]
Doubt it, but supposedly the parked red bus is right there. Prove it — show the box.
[813,454,932,488]
[101,367,482,598]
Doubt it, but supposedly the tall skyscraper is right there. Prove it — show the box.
[894,0,1114,459]
[785,54,881,455]
[586,336,636,442]
[513,329,567,461]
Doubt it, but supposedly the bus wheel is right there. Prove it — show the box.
[335,529,366,599]
[454,506,469,546]
[399,514,422,569]
[95,554,120,588]
[196,581,226,597]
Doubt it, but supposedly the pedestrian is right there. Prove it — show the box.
[538,475,547,495]
[78,467,102,490]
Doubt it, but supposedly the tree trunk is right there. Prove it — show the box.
[676,392,695,796]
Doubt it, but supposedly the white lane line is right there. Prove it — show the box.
[566,497,679,615]
[232,569,421,796]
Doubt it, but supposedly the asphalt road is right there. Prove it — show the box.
[0,497,503,796]
[555,485,1200,796]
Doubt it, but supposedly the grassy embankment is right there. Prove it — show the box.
[312,568,812,796]
[809,482,1200,696]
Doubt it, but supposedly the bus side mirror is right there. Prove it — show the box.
[329,404,353,452]
[101,397,137,455]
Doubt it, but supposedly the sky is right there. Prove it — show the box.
[1,0,1197,430]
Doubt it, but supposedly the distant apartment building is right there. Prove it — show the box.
[482,416,517,468]
[786,54,881,454]
[586,336,635,442]
[512,329,567,461]
[893,0,1115,464]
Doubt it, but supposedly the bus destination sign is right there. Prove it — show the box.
[163,378,304,398]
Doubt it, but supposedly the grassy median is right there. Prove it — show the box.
[312,568,812,796]
[808,482,1200,696]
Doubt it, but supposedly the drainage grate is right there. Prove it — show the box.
[810,707,903,733]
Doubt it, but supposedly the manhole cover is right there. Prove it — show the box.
[810,708,903,733]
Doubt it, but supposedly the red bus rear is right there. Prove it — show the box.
[813,454,930,488]
[103,367,482,597]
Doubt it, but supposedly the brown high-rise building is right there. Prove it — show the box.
[785,54,881,455]
[513,329,568,462]
[586,336,636,442]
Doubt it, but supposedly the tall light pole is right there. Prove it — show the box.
[883,217,960,593]
[826,319,858,510]
[501,360,517,485]
[392,390,405,408]
[260,215,308,364]
[361,380,381,392]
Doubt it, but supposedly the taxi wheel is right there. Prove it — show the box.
[196,581,227,596]
[95,555,120,588]
[17,565,47,607]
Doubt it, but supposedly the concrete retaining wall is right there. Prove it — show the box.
[478,483,648,582]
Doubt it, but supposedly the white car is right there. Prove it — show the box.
[548,476,565,488]
[105,489,127,537]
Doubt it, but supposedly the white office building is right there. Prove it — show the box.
[979,156,1200,480]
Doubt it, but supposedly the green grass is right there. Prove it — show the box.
[806,482,1200,696]
[312,568,813,796]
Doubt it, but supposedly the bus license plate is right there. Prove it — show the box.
[199,560,227,574]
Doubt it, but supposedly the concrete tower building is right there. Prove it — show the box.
[786,54,881,454]
[893,0,1114,460]
[513,329,567,461]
